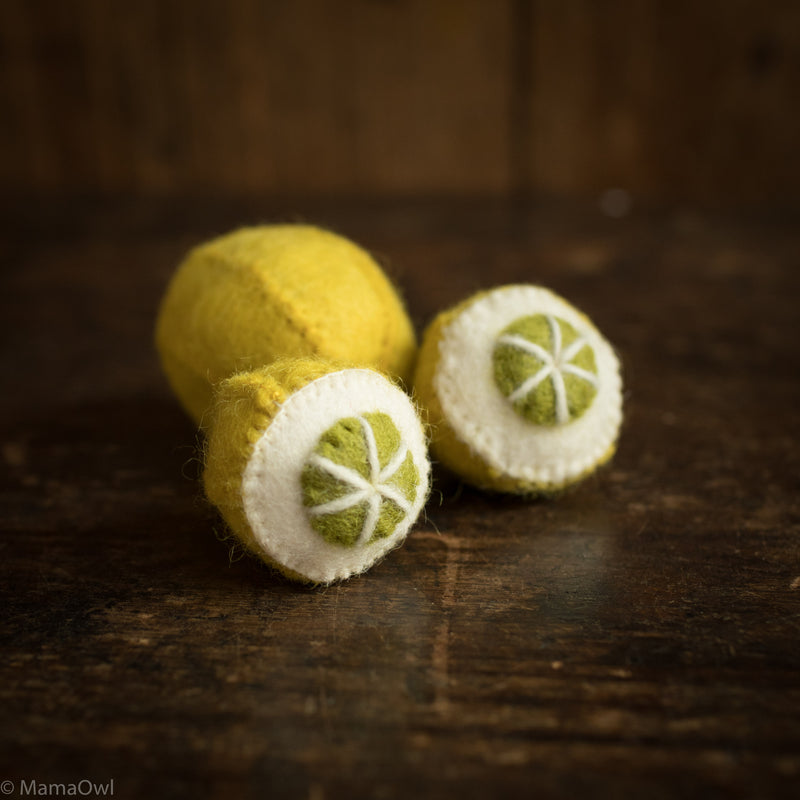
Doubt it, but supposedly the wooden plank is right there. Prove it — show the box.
[342,0,512,194]
[2,0,799,201]
[0,0,513,195]
[527,0,800,203]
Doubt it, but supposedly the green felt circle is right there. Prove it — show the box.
[300,411,419,548]
[493,313,598,426]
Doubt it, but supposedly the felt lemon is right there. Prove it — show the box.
[155,225,417,425]
[203,358,430,584]
[413,285,622,494]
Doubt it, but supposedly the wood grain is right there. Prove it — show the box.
[1,196,798,798]
[0,0,512,195]
[528,0,800,203]
[1,0,798,201]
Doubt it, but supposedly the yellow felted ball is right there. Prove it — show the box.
[155,225,417,425]
[413,285,623,494]
[203,358,431,584]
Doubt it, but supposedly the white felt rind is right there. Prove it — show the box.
[241,369,430,584]
[434,285,623,487]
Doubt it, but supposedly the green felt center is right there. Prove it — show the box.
[492,313,598,426]
[301,411,419,548]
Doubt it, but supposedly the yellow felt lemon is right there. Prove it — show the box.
[204,358,431,584]
[155,225,417,425]
[413,285,623,494]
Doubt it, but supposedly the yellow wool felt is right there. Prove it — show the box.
[203,358,336,565]
[203,358,431,584]
[155,225,417,425]
[413,285,623,495]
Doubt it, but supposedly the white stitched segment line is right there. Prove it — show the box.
[358,494,382,547]
[360,416,380,484]
[306,454,371,493]
[307,488,371,517]
[496,334,553,365]
[497,314,598,423]
[375,483,412,514]
[379,441,409,484]
[561,364,598,386]
[550,368,569,424]
[508,365,553,404]
[560,335,590,364]
[547,314,562,361]
[306,415,414,546]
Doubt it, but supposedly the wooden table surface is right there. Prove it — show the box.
[1,196,798,799]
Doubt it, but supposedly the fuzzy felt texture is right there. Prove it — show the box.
[493,313,598,425]
[301,412,419,548]
[413,285,622,494]
[155,225,417,425]
[203,359,430,584]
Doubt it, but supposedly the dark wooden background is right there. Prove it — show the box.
[1,2,799,799]
[2,0,799,203]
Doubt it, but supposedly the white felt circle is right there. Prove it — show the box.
[434,285,623,486]
[241,369,430,583]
